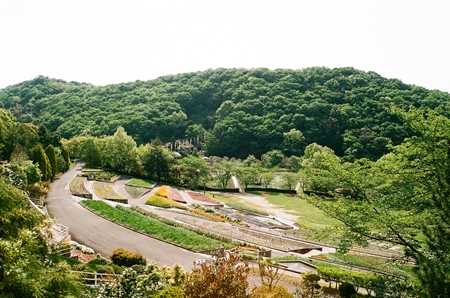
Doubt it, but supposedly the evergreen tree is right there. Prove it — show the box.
[45,144,57,179]
[61,144,70,171]
[30,144,52,181]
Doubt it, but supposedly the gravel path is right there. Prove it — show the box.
[46,164,206,270]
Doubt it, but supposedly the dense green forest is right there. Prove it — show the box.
[1,68,449,160]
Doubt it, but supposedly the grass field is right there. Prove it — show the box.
[209,193,269,216]
[126,178,156,188]
[93,181,127,203]
[125,185,148,198]
[81,200,230,251]
[255,192,340,241]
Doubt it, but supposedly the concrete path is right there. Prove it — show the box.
[46,164,206,270]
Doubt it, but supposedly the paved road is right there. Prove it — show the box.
[46,165,206,270]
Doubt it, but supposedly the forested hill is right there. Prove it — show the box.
[1,67,449,159]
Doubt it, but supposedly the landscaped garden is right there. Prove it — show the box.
[81,200,231,251]
[210,193,269,216]
[81,169,119,182]
[69,176,91,198]
[124,185,148,198]
[146,194,186,209]
[93,181,127,203]
[126,178,155,188]
[255,192,341,241]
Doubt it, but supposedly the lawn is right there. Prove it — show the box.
[255,192,341,241]
[209,193,269,216]
[126,178,156,189]
[81,200,230,251]
[93,181,127,203]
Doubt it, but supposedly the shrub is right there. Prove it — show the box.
[339,282,357,298]
[251,285,293,298]
[111,248,146,267]
[184,253,249,298]
[300,273,321,297]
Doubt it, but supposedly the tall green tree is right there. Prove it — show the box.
[302,110,450,297]
[30,144,52,181]
[80,138,102,168]
[101,127,139,174]
[60,144,70,171]
[45,144,57,179]
[282,128,306,156]
[138,144,174,182]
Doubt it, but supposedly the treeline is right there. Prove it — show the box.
[2,68,449,160]
[63,127,302,191]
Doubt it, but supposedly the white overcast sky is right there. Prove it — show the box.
[1,0,449,91]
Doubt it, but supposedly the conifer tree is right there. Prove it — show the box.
[45,144,57,179]
[31,144,52,181]
[61,144,70,171]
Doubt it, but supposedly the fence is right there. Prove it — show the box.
[70,271,117,287]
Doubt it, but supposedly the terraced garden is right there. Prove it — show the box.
[256,192,341,241]
[81,200,231,251]
[210,193,269,216]
[69,176,91,198]
[126,178,155,188]
[125,185,148,198]
[93,181,127,203]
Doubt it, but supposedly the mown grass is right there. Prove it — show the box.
[209,193,269,216]
[146,195,186,209]
[126,178,155,188]
[93,181,127,203]
[81,200,229,251]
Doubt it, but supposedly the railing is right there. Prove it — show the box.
[70,271,117,287]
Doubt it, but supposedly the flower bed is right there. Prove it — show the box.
[187,191,223,207]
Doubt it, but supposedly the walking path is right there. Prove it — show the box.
[46,164,206,270]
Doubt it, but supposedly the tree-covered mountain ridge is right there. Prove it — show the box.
[1,67,449,160]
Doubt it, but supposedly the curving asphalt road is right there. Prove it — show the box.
[46,164,206,270]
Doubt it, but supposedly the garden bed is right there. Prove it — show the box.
[81,170,119,182]
[126,178,156,189]
[187,191,223,207]
[81,200,229,251]
[146,194,186,209]
[93,181,128,204]
[69,176,92,198]
[125,185,149,198]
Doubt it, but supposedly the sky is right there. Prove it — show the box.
[1,0,449,92]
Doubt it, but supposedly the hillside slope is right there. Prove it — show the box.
[1,67,449,159]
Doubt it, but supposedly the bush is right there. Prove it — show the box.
[251,285,293,298]
[111,248,146,267]
[339,282,357,298]
[184,253,249,298]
